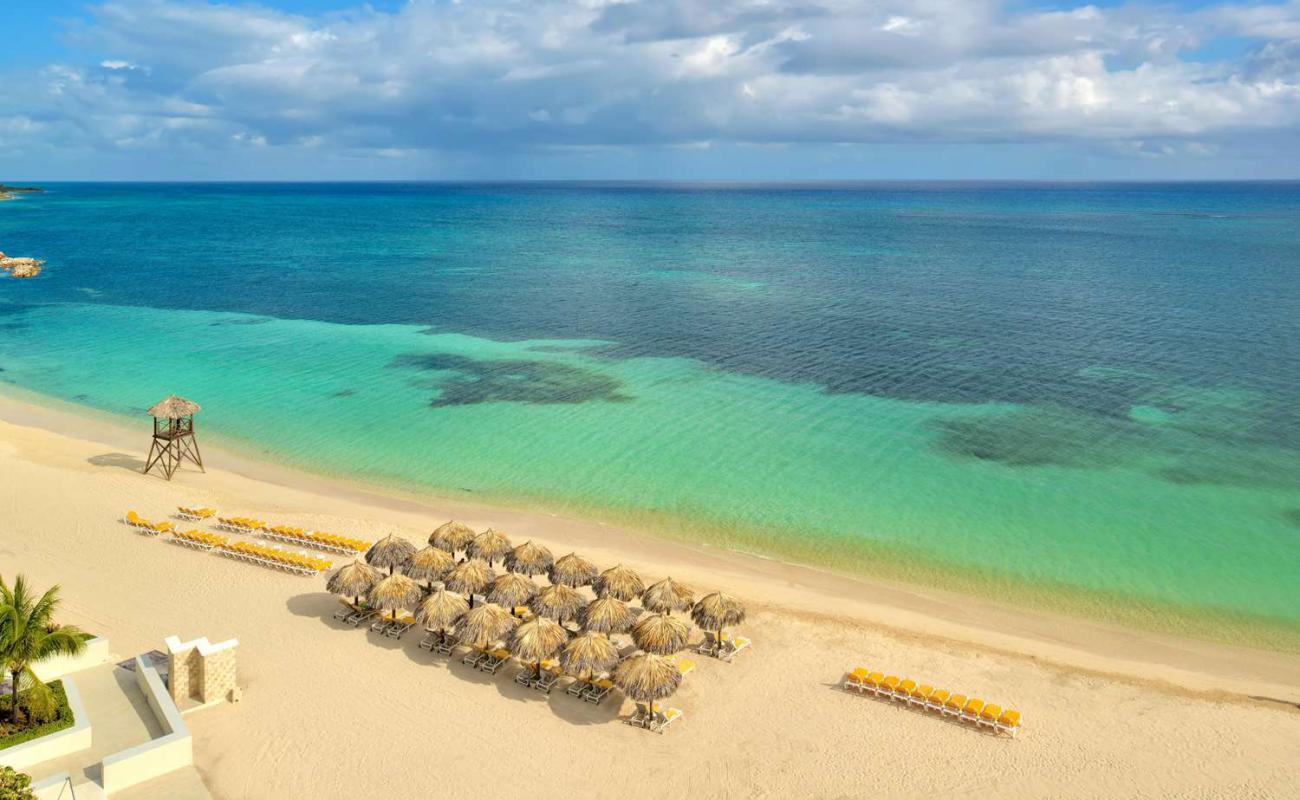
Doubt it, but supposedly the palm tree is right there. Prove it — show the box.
[0,575,88,724]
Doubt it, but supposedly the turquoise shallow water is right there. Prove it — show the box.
[1,183,1298,644]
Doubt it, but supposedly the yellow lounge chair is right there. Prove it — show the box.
[126,511,150,528]
[653,707,683,734]
[894,678,916,702]
[944,693,967,717]
[909,684,934,708]
[880,675,900,698]
[926,688,950,712]
[979,703,1002,730]
[961,698,985,724]
[845,667,869,693]
[865,672,884,694]
[996,709,1021,738]
[676,658,696,677]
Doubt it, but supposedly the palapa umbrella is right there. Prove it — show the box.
[403,545,456,589]
[531,583,585,623]
[488,572,539,609]
[444,558,496,607]
[415,588,469,646]
[368,572,421,622]
[581,596,634,635]
[551,552,598,588]
[469,529,512,564]
[632,613,690,655]
[595,564,644,602]
[326,560,379,606]
[429,520,476,555]
[691,592,746,650]
[505,540,554,576]
[642,577,694,614]
[614,652,682,723]
[509,616,570,680]
[561,631,619,691]
[454,603,517,652]
[365,533,417,575]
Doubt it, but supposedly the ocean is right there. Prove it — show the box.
[1,182,1297,646]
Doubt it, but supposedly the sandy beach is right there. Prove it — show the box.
[1,391,1298,799]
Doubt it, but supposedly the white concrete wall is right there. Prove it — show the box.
[32,636,110,682]
[99,656,193,795]
[30,771,76,800]
[0,678,92,772]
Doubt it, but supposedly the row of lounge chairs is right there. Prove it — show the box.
[844,667,1022,737]
[218,541,332,576]
[215,516,269,534]
[176,506,216,521]
[169,529,228,551]
[261,525,370,555]
[125,511,174,535]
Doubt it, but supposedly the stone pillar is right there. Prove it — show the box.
[165,635,239,705]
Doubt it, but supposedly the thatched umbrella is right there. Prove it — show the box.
[531,583,585,623]
[469,529,512,564]
[509,616,570,680]
[595,564,644,602]
[691,592,746,648]
[429,520,476,555]
[368,572,421,623]
[642,577,694,614]
[581,596,634,635]
[632,613,690,655]
[454,603,517,652]
[403,545,455,589]
[415,588,469,646]
[614,652,682,722]
[505,540,554,576]
[365,534,417,575]
[326,560,379,605]
[444,558,495,608]
[488,572,538,610]
[551,552,598,588]
[561,631,619,690]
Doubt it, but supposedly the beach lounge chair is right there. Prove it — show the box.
[894,678,917,703]
[978,703,1002,730]
[567,679,591,698]
[909,684,934,708]
[532,661,561,693]
[514,669,533,688]
[434,635,458,656]
[370,616,393,634]
[479,648,510,675]
[385,614,416,639]
[961,698,985,724]
[462,648,487,668]
[333,600,358,621]
[880,675,900,699]
[719,633,751,662]
[927,688,950,713]
[583,678,614,705]
[675,658,697,678]
[126,511,150,529]
[844,667,870,693]
[865,672,884,696]
[651,707,683,734]
[347,607,377,626]
[944,693,967,718]
[996,709,1021,738]
[625,702,650,728]
[418,630,439,651]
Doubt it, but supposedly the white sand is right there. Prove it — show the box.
[1,393,1297,799]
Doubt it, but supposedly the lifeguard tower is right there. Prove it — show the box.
[143,394,205,480]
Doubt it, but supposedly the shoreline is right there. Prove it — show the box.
[0,385,1297,703]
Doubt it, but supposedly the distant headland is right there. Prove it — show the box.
[0,183,43,201]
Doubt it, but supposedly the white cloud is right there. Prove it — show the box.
[1,0,1299,174]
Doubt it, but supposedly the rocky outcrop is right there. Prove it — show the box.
[0,184,43,201]
[0,255,44,278]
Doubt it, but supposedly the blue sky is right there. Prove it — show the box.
[1,0,1299,180]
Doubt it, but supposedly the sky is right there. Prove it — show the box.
[0,0,1298,180]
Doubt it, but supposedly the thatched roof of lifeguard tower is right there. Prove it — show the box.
[147,395,201,419]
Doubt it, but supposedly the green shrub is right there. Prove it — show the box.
[0,766,35,800]
[0,681,74,750]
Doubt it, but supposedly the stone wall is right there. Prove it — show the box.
[164,635,239,705]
